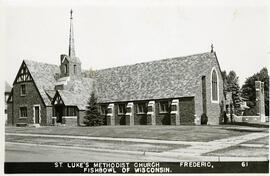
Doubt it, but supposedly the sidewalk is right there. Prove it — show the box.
[6,131,269,161]
[161,132,269,156]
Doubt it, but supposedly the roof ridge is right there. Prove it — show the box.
[95,52,211,72]
[23,59,58,67]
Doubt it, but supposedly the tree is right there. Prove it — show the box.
[241,67,269,116]
[82,67,96,78]
[84,92,103,126]
[223,70,241,118]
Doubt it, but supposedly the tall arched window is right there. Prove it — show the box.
[211,69,218,102]
[64,64,68,74]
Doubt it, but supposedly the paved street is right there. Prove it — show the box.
[5,142,152,162]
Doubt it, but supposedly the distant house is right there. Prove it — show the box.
[5,81,12,124]
[7,10,225,126]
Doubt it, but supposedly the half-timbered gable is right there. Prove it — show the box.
[14,62,33,84]
[7,60,60,126]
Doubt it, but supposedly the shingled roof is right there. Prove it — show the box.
[19,51,220,109]
[24,60,60,106]
[56,78,95,110]
[95,52,219,103]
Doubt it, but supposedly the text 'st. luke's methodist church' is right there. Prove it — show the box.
[6,10,225,127]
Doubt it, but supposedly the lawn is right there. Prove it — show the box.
[6,135,188,153]
[6,125,267,142]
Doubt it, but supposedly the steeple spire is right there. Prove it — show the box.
[69,9,75,57]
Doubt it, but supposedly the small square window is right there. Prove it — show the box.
[20,107,27,117]
[100,105,107,115]
[159,101,168,113]
[137,103,146,114]
[20,85,26,96]
[67,107,76,116]
[118,104,126,114]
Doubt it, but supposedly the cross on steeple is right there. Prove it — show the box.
[211,43,214,53]
[69,9,75,57]
[70,9,73,19]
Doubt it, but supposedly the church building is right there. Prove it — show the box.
[7,10,225,127]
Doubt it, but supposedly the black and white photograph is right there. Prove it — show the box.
[1,0,269,174]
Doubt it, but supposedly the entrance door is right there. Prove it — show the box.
[34,106,40,124]
[55,106,63,123]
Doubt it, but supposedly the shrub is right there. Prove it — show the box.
[201,113,208,125]
[84,92,103,126]
[223,111,228,124]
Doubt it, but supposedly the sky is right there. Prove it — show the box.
[1,0,269,87]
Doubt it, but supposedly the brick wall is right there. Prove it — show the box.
[179,97,195,125]
[78,110,86,126]
[7,102,13,125]
[170,114,176,125]
[194,54,224,125]
[46,106,53,125]
[134,114,147,125]
[12,81,47,126]
[155,102,171,125]
[63,117,77,126]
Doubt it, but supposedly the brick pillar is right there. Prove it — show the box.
[107,103,115,126]
[255,81,265,122]
[147,101,156,125]
[171,99,180,125]
[126,102,134,126]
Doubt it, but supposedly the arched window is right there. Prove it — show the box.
[64,64,68,74]
[211,69,218,102]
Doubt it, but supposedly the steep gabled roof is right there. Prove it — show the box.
[95,52,218,103]
[56,77,95,110]
[19,51,220,108]
[24,60,60,106]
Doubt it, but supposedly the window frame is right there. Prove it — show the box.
[118,104,126,115]
[136,103,146,114]
[66,106,76,116]
[210,67,219,103]
[100,105,107,115]
[20,84,26,96]
[159,101,169,113]
[19,106,28,118]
